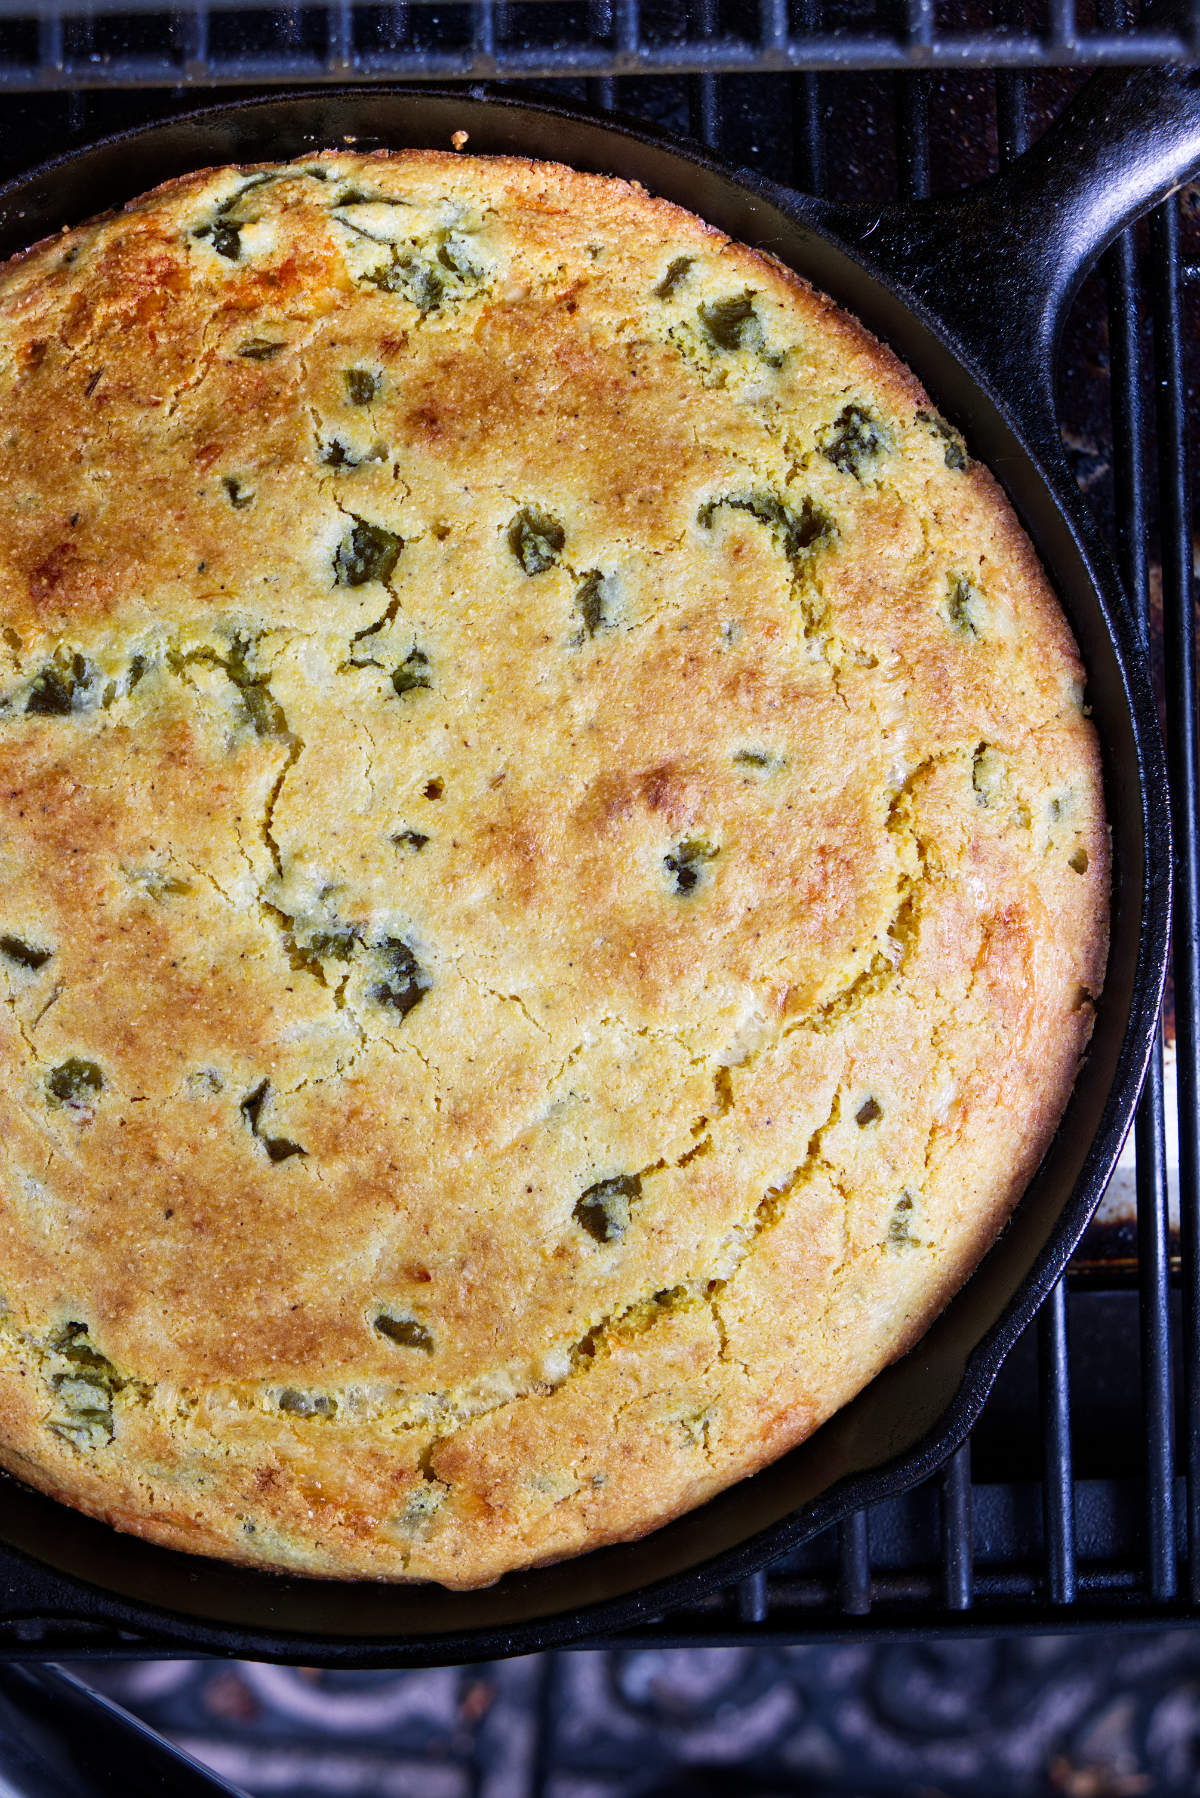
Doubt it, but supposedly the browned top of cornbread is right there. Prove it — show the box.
[0,151,1107,1586]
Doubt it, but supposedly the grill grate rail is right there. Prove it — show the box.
[1155,201,1200,1612]
[0,0,1193,1655]
[1098,41,1179,1598]
[0,0,1198,88]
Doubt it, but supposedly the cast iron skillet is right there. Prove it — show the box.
[0,66,1186,1665]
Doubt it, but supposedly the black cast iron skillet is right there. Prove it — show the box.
[0,68,1185,1666]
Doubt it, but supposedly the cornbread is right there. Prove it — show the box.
[0,151,1107,1587]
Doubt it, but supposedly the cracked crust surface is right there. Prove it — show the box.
[0,151,1107,1586]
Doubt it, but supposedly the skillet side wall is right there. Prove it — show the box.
[0,89,1167,1656]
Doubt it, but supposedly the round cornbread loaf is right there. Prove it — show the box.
[0,152,1107,1587]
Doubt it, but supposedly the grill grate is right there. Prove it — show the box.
[0,0,1195,1654]
[0,0,1198,89]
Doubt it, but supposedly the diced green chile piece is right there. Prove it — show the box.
[946,573,984,637]
[574,1174,641,1244]
[51,1321,122,1391]
[308,925,360,962]
[365,255,444,311]
[240,681,278,737]
[240,1079,269,1133]
[856,1096,882,1127]
[887,1190,919,1247]
[47,1325,124,1447]
[191,177,275,260]
[137,871,191,899]
[323,436,386,470]
[216,173,275,214]
[348,598,401,651]
[375,1313,434,1352]
[732,749,775,771]
[508,506,565,576]
[391,648,432,697]
[334,516,403,588]
[664,839,718,896]
[322,439,355,470]
[241,1078,306,1162]
[820,404,891,478]
[26,653,97,716]
[698,290,759,351]
[278,1389,336,1417]
[46,1059,103,1107]
[217,636,285,737]
[654,255,693,300]
[221,475,253,509]
[436,234,482,282]
[48,1406,114,1447]
[25,666,74,715]
[237,339,285,361]
[697,491,833,565]
[0,934,50,970]
[372,937,430,1018]
[971,740,1007,805]
[391,830,429,852]
[204,220,242,261]
[575,571,606,637]
[344,368,380,405]
[918,408,967,470]
[403,260,444,311]
[971,741,994,803]
[263,1136,307,1164]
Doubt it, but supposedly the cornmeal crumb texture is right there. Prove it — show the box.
[0,154,1107,1586]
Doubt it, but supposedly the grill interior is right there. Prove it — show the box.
[0,0,1195,1652]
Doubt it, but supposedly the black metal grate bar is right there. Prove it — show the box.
[1050,0,1080,52]
[761,0,788,56]
[898,69,931,202]
[35,4,60,76]
[737,1570,769,1624]
[1095,0,1180,1576]
[837,1509,872,1616]
[907,0,935,54]
[940,1443,974,1611]
[1040,1281,1078,1604]
[1136,1033,1176,1599]
[1152,195,1200,1607]
[586,71,615,110]
[791,78,822,192]
[995,0,1032,161]
[0,7,1194,88]
[688,0,719,151]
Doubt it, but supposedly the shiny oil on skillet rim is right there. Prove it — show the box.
[0,84,1170,1661]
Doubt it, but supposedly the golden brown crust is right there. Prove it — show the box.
[0,151,1107,1585]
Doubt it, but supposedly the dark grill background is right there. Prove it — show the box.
[0,0,1194,1655]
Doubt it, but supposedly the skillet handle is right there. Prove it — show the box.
[819,59,1200,456]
